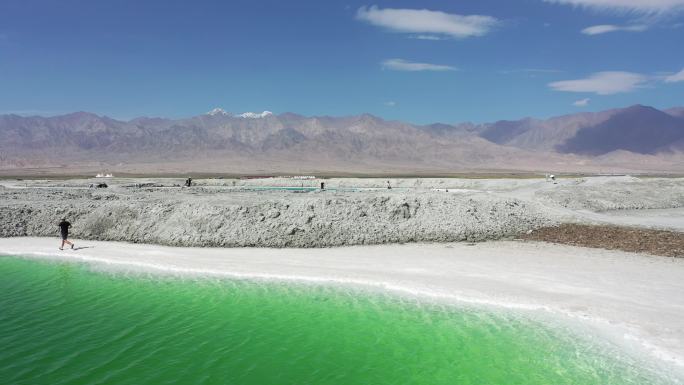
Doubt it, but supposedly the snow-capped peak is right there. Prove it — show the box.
[207,108,230,116]
[238,111,273,119]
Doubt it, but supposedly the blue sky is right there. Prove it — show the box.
[1,0,683,124]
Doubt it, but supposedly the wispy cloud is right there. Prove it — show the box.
[499,68,565,75]
[410,34,445,40]
[384,101,397,107]
[581,24,648,34]
[573,98,591,106]
[665,68,684,82]
[544,0,684,14]
[550,68,684,94]
[548,71,649,94]
[382,58,457,72]
[356,6,499,39]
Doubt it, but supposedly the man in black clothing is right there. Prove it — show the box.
[58,218,75,250]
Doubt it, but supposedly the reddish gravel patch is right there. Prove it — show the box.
[522,224,684,258]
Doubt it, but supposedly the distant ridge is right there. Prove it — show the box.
[0,105,682,174]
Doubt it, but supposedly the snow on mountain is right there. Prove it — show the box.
[207,108,230,116]
[206,108,272,118]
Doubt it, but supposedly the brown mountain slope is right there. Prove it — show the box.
[557,105,684,155]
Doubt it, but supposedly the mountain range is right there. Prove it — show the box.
[1,105,683,175]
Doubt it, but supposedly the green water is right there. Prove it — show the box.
[0,256,669,385]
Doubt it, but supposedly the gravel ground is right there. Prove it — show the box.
[523,224,684,258]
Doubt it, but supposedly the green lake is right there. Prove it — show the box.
[0,256,671,385]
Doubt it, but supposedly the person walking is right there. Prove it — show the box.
[58,218,75,250]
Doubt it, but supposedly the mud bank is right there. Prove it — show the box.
[523,224,684,257]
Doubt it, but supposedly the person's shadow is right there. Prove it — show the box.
[72,246,94,251]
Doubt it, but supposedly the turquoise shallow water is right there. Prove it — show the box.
[0,255,671,385]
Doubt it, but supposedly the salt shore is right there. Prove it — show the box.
[1,236,683,380]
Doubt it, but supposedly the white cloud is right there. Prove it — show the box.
[548,71,648,94]
[581,24,648,34]
[573,98,591,106]
[356,6,499,39]
[665,68,684,82]
[384,101,397,107]
[382,58,457,72]
[238,111,273,119]
[544,0,684,14]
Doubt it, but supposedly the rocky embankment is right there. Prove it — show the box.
[0,184,554,247]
